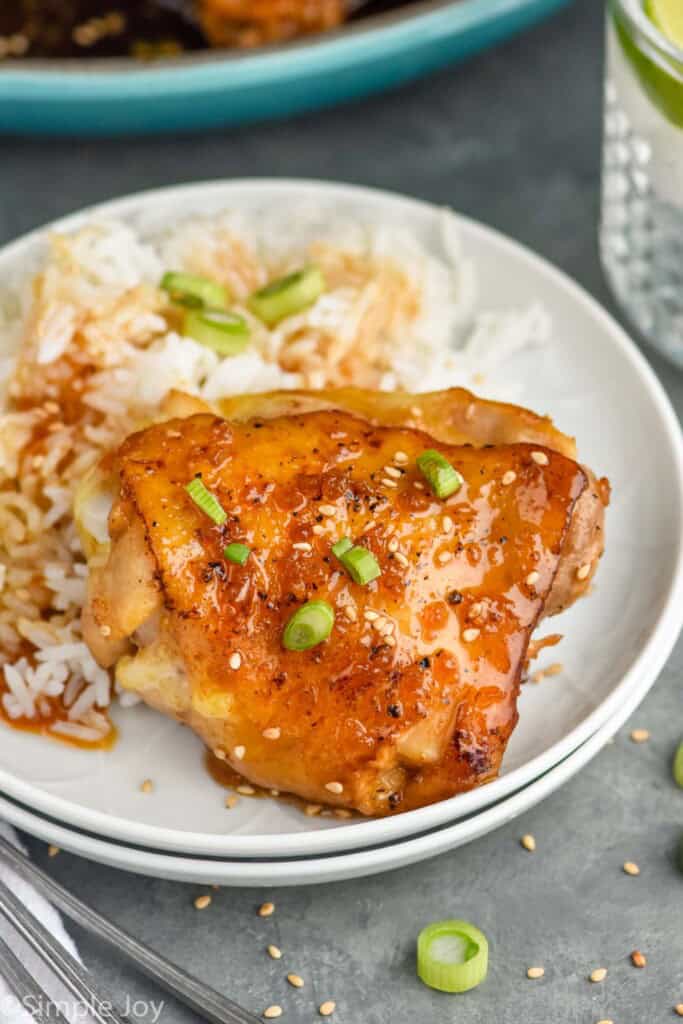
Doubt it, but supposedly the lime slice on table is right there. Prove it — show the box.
[613,0,683,128]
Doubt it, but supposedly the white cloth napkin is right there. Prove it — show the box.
[0,824,80,1024]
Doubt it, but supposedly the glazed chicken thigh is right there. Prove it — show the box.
[82,389,608,816]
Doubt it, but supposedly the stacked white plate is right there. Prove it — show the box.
[1,181,682,885]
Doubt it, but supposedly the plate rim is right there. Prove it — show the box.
[0,0,564,87]
[0,648,665,885]
[1,177,682,859]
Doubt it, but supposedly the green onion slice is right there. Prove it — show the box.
[416,450,464,500]
[224,542,250,566]
[186,478,227,526]
[331,537,354,559]
[283,600,335,651]
[248,265,325,326]
[161,271,229,310]
[183,309,250,356]
[417,920,489,994]
[673,740,683,788]
[337,546,381,586]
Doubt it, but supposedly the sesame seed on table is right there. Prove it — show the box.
[10,2,683,1019]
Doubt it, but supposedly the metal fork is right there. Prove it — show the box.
[0,835,260,1024]
[0,933,71,1024]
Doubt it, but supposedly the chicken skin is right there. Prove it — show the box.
[82,389,608,816]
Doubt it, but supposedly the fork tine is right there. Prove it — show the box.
[0,933,71,1024]
[0,835,261,1024]
[0,876,136,1024]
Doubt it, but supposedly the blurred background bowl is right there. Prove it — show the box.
[0,0,570,137]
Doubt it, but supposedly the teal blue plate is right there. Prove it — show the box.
[0,0,570,136]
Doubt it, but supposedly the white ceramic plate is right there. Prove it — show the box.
[1,180,682,861]
[0,646,663,886]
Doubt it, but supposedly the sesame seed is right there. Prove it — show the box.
[263,727,281,740]
[531,450,549,466]
[263,1006,282,1019]
[410,405,422,417]
[630,950,647,968]
[292,541,312,552]
[437,551,452,565]
[372,617,387,631]
[48,845,60,858]
[325,782,344,795]
[259,902,275,917]
[305,804,322,817]
[388,538,399,553]
[394,451,409,464]
[382,477,398,488]
[577,563,592,581]
[99,624,112,637]
[544,662,563,676]
[623,861,640,876]
[463,628,480,643]
[364,610,379,621]
[287,974,304,988]
[319,504,337,517]
[385,635,396,647]
[229,652,242,670]
[225,795,239,809]
[527,966,545,979]
[343,605,357,622]
[234,746,246,761]
[194,894,212,910]
[214,748,227,760]
[589,967,607,983]
[413,481,425,490]
[596,1020,614,1024]
[141,779,153,794]
[268,945,282,959]
[630,728,650,743]
[502,470,517,485]
[442,515,453,532]
[394,552,410,567]
[384,465,402,479]
[521,834,536,852]
[526,571,540,587]
[382,622,395,636]
[334,808,353,819]
[237,785,256,796]
[312,524,325,535]
[270,789,280,797]
[319,1002,336,1017]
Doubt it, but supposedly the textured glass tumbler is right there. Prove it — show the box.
[601,0,683,367]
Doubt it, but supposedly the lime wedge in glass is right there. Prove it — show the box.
[614,0,683,128]
[646,0,683,48]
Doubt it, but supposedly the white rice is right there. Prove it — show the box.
[0,205,551,745]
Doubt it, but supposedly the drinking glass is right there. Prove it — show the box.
[601,0,683,366]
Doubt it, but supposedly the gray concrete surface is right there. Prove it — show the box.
[2,0,683,1019]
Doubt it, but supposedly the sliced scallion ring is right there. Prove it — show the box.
[338,546,381,586]
[183,308,250,356]
[673,740,683,788]
[416,449,464,500]
[186,478,227,526]
[283,600,335,651]
[331,537,354,559]
[161,271,229,310]
[224,543,250,566]
[417,920,489,994]
[248,265,325,326]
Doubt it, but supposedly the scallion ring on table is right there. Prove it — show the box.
[417,920,489,994]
